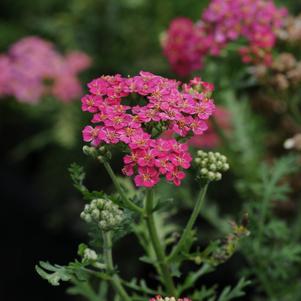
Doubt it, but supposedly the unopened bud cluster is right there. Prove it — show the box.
[80,198,123,231]
[150,296,191,301]
[194,151,229,181]
[83,145,112,162]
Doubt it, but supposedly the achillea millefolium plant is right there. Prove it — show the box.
[36,72,250,301]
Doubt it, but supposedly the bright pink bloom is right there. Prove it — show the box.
[166,167,186,186]
[122,164,135,176]
[82,72,216,187]
[81,94,103,113]
[134,167,160,187]
[170,152,192,169]
[82,126,102,146]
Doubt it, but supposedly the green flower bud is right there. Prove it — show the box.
[99,220,107,230]
[96,198,105,208]
[83,248,98,261]
[83,145,98,158]
[201,168,208,175]
[223,163,230,171]
[215,172,222,181]
[208,171,215,181]
[84,214,92,223]
[209,163,217,171]
[194,157,201,164]
[91,209,100,219]
[97,155,105,163]
[99,146,107,155]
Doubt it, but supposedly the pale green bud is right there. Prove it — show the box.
[201,168,208,175]
[209,163,216,171]
[84,248,98,261]
[215,172,222,181]
[194,157,201,164]
[84,214,92,223]
[91,209,100,219]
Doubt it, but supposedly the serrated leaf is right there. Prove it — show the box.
[36,262,71,286]
[217,278,251,301]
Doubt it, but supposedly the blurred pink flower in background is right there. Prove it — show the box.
[162,18,209,77]
[0,36,91,103]
[163,0,287,76]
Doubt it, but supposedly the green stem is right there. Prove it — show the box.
[144,189,177,296]
[102,231,131,301]
[256,194,270,248]
[103,160,143,214]
[168,182,209,261]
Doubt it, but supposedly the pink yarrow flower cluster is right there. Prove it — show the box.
[163,0,287,76]
[82,72,215,187]
[0,36,91,103]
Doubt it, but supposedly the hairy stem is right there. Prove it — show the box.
[144,189,177,296]
[103,160,143,214]
[102,231,131,301]
[168,182,209,261]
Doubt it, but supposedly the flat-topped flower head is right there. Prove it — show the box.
[82,72,216,187]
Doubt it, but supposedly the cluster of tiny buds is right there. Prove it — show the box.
[150,296,191,301]
[82,145,112,162]
[194,150,229,181]
[80,198,123,231]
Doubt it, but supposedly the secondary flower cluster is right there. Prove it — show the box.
[82,72,215,187]
[150,296,191,301]
[80,198,123,231]
[163,0,287,76]
[0,36,91,103]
